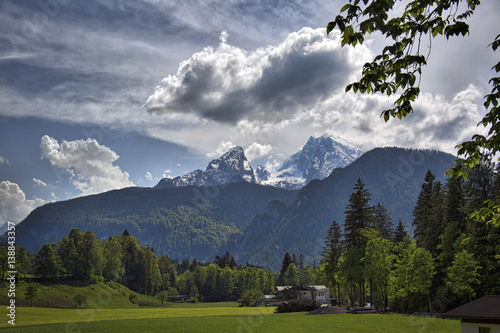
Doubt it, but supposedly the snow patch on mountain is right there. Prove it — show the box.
[155,135,364,191]
[155,146,255,189]
[259,135,365,190]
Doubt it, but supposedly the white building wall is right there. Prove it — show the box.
[461,322,500,333]
[315,290,330,304]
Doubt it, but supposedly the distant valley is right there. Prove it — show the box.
[7,136,457,269]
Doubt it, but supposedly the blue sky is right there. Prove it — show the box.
[1,0,499,226]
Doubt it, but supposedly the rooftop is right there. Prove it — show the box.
[441,296,500,320]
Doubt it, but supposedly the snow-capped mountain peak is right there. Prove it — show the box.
[155,135,364,191]
[260,135,365,190]
[155,146,255,189]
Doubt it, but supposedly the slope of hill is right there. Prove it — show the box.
[12,183,298,261]
[10,146,457,269]
[235,147,457,269]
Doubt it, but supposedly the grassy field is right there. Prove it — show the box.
[0,303,460,332]
[0,281,460,332]
[0,280,155,309]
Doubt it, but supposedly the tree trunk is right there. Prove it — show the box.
[427,293,433,313]
[359,281,363,306]
[369,279,373,307]
[337,283,341,305]
[408,291,412,314]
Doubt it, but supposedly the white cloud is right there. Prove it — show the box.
[40,135,135,196]
[145,172,154,181]
[146,28,371,123]
[33,178,48,188]
[162,169,173,178]
[0,181,45,226]
[207,141,237,158]
[0,155,10,166]
[245,142,273,161]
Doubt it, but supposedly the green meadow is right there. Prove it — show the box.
[1,303,460,333]
[0,282,460,332]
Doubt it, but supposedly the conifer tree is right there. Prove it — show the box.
[394,220,408,243]
[373,203,393,240]
[425,181,446,256]
[344,178,374,248]
[412,170,436,249]
[322,220,343,293]
[278,252,293,285]
[438,176,467,273]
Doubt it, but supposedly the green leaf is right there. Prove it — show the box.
[326,22,336,35]
[340,4,351,13]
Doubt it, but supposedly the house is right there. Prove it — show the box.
[441,295,500,333]
[273,285,330,304]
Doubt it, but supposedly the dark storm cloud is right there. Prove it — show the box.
[145,28,356,123]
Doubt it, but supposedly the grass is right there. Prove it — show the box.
[0,305,460,332]
[0,281,460,332]
[0,280,152,309]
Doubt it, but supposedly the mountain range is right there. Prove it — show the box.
[7,139,457,269]
[233,147,456,268]
[156,135,365,190]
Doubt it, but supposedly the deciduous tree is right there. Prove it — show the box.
[327,0,500,226]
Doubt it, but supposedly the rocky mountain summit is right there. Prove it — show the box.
[260,135,365,190]
[155,146,255,189]
[155,135,364,190]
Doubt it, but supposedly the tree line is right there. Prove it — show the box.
[320,161,500,313]
[1,229,282,303]
[3,161,498,310]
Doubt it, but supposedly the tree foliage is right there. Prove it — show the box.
[447,249,482,302]
[328,0,500,226]
[25,283,40,307]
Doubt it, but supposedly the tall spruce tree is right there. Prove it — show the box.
[412,170,436,249]
[278,252,293,285]
[426,181,446,256]
[322,220,343,297]
[344,178,374,248]
[394,220,408,243]
[373,203,393,240]
[342,179,375,306]
[438,176,467,274]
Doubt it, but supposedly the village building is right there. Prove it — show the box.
[272,285,330,304]
[441,295,500,333]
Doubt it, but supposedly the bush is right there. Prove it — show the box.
[276,300,321,313]
[129,293,138,304]
[73,293,87,308]
[240,289,263,307]
[137,300,156,306]
[240,289,265,307]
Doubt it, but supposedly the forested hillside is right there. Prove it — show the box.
[235,147,457,268]
[7,147,456,268]
[11,183,298,261]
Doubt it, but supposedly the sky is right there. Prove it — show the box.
[0,0,499,226]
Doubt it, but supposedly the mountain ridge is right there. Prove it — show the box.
[234,147,457,269]
[155,146,255,189]
[155,134,365,191]
[261,135,365,189]
[5,146,457,270]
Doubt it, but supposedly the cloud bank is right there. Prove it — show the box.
[40,135,135,196]
[146,28,368,123]
[0,181,45,226]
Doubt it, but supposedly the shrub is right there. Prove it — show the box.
[240,289,265,307]
[73,293,87,308]
[276,300,321,313]
[129,293,138,304]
